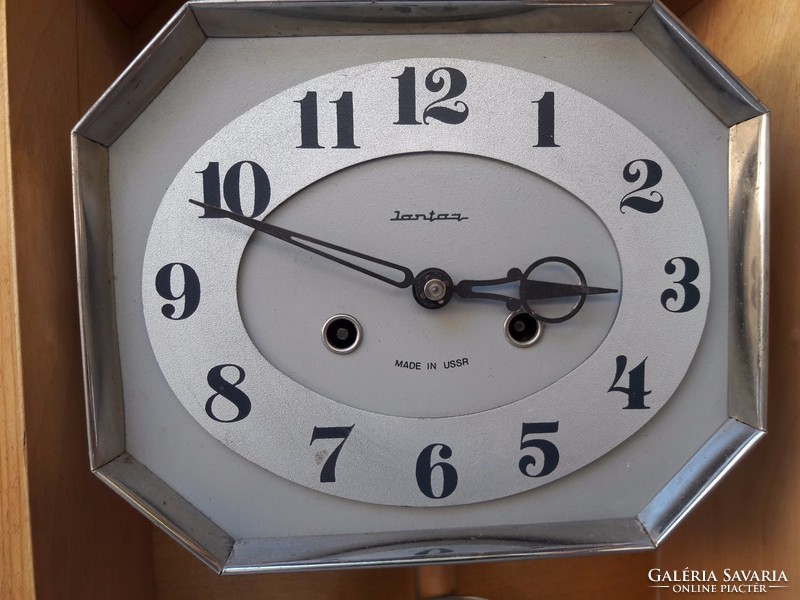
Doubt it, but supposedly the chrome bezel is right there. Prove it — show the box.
[73,0,768,573]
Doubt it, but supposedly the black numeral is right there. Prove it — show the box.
[309,425,354,483]
[295,91,359,149]
[393,67,420,125]
[197,161,271,218]
[608,356,651,410]
[416,443,458,499]
[393,66,469,126]
[518,422,560,478]
[155,263,200,320]
[532,91,559,148]
[205,364,251,422]
[661,257,701,313]
[620,159,664,214]
[295,91,322,148]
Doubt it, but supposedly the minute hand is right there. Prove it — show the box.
[189,200,415,288]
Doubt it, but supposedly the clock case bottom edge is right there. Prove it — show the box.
[93,418,761,573]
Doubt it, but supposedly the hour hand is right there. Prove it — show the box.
[189,200,415,288]
[455,256,618,323]
[520,279,619,301]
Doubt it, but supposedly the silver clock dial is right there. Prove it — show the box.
[143,58,710,507]
[241,152,621,417]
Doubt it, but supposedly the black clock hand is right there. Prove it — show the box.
[456,273,618,302]
[190,203,615,319]
[522,279,618,299]
[189,200,415,288]
[455,257,618,323]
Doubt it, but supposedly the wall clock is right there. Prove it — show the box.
[73,0,768,572]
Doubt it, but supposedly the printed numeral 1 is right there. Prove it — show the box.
[531,91,559,147]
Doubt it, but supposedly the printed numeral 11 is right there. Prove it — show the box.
[295,91,360,149]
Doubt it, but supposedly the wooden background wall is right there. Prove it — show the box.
[1,1,796,598]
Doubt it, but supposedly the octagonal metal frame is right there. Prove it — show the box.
[72,0,768,573]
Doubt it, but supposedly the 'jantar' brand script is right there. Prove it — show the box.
[390,210,468,223]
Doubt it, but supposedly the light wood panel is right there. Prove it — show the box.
[656,0,800,583]
[0,1,35,597]
[1,0,153,598]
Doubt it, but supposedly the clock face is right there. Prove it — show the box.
[142,58,709,507]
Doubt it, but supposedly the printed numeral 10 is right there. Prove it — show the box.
[196,161,271,219]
